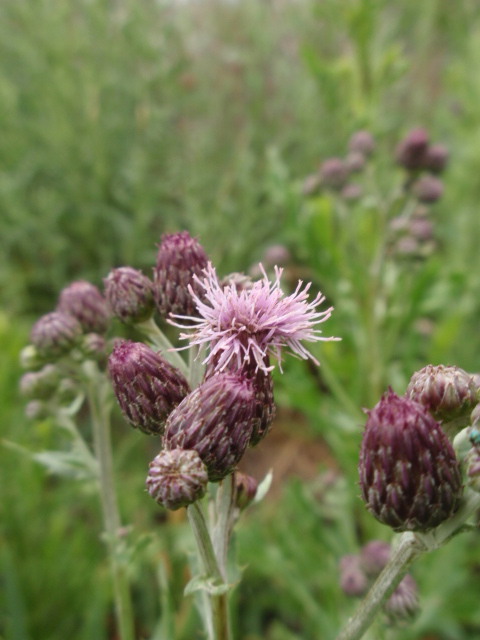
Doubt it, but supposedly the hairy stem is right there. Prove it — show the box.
[187,501,232,640]
[335,532,425,640]
[85,362,135,640]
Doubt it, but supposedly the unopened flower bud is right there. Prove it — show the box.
[349,130,375,156]
[360,541,391,577]
[359,389,462,532]
[57,281,111,333]
[319,158,349,190]
[25,400,50,420]
[234,471,258,509]
[146,448,208,510]
[384,574,419,622]
[424,144,449,173]
[30,312,82,359]
[153,231,209,317]
[108,340,190,435]
[104,267,154,324]
[19,345,45,371]
[341,183,363,201]
[80,333,107,364]
[412,175,444,203]
[339,555,369,597]
[396,128,429,171]
[345,152,366,173]
[262,245,291,268]
[164,373,256,481]
[409,217,434,242]
[19,365,60,400]
[406,365,478,436]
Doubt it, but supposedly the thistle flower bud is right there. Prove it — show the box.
[405,364,478,435]
[30,312,83,359]
[25,400,50,420]
[359,389,462,532]
[234,471,258,509]
[153,231,209,317]
[146,448,208,510]
[19,364,60,400]
[163,373,256,481]
[341,183,363,201]
[339,555,369,598]
[205,357,276,447]
[424,144,449,173]
[104,266,154,324]
[79,333,107,364]
[396,128,429,171]
[412,175,444,203]
[360,541,391,577]
[57,281,111,334]
[108,340,190,435]
[384,574,419,622]
[349,130,375,156]
[345,152,366,173]
[262,245,291,268]
[319,158,349,190]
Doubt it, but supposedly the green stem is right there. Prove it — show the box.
[187,502,232,640]
[335,532,425,640]
[84,362,135,640]
[213,475,236,579]
[136,317,189,378]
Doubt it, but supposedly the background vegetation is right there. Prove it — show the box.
[3,0,480,638]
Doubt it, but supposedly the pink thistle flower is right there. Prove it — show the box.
[170,263,339,375]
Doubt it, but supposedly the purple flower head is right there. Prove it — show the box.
[171,263,339,376]
[30,311,83,359]
[57,280,111,334]
[104,266,154,324]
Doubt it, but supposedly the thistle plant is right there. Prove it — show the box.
[19,230,338,640]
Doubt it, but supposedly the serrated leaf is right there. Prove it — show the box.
[184,574,230,596]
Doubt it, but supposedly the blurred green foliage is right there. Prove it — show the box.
[4,0,480,639]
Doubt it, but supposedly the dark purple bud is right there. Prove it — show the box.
[424,144,449,173]
[384,574,419,622]
[146,448,208,510]
[19,364,60,400]
[405,365,478,435]
[412,175,444,203]
[108,340,190,435]
[57,281,111,333]
[234,471,258,510]
[205,356,276,447]
[396,128,429,171]
[359,389,462,532]
[349,130,375,156]
[104,266,154,324]
[339,555,369,597]
[153,231,209,317]
[360,541,391,577]
[319,158,349,190]
[163,373,256,481]
[30,312,83,359]
[345,152,366,173]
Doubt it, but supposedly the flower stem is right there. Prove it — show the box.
[84,362,135,640]
[136,317,189,378]
[335,532,425,640]
[187,501,232,640]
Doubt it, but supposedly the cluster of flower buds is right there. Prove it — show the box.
[302,130,375,200]
[21,279,112,418]
[339,540,419,623]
